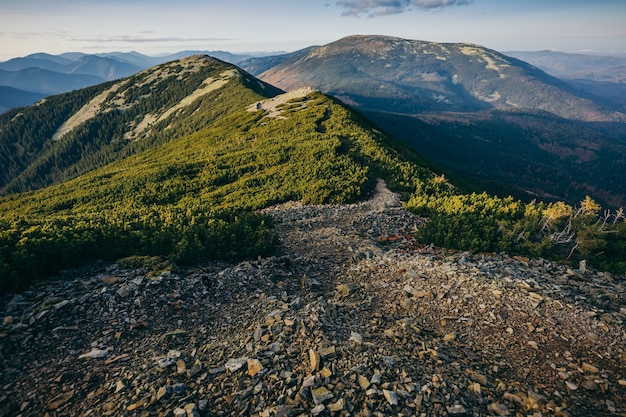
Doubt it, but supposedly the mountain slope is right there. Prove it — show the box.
[1,183,625,417]
[0,86,45,113]
[364,109,626,207]
[0,55,441,293]
[239,46,313,75]
[244,35,625,122]
[241,35,626,207]
[0,53,624,307]
[0,53,625,417]
[504,51,626,113]
[0,55,284,195]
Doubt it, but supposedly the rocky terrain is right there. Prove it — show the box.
[1,181,625,417]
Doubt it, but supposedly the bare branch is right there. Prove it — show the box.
[550,217,574,244]
[566,242,580,260]
[597,209,611,231]
[614,207,625,224]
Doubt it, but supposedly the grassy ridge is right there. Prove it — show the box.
[0,90,440,293]
[1,76,624,294]
[0,57,283,196]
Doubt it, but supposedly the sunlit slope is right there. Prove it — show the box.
[0,84,438,293]
[242,35,626,207]
[244,35,626,122]
[0,55,283,195]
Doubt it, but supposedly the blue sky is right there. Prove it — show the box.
[1,0,625,61]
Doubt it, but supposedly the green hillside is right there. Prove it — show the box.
[0,80,439,293]
[363,109,626,208]
[0,56,284,195]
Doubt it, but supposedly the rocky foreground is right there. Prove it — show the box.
[1,181,625,417]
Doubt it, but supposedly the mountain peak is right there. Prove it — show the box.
[247,35,625,122]
[0,55,283,195]
[52,56,241,142]
[240,35,626,207]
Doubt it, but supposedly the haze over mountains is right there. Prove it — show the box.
[0,86,45,114]
[505,50,626,83]
[505,50,626,114]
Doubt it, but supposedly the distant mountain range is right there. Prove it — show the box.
[0,86,45,114]
[505,50,626,82]
[505,50,626,113]
[3,42,624,116]
[241,35,625,122]
[240,35,626,207]
[0,50,259,111]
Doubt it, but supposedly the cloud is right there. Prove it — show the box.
[337,0,472,17]
[78,35,233,44]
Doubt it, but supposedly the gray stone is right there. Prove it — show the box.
[225,357,248,372]
[349,331,363,343]
[78,349,109,359]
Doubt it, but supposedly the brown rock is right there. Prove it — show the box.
[328,398,345,412]
[582,363,599,373]
[443,332,456,342]
[383,390,398,406]
[47,391,74,410]
[247,358,263,377]
[358,375,371,389]
[320,366,332,378]
[309,349,321,371]
[311,387,333,405]
[126,398,148,412]
[176,359,187,374]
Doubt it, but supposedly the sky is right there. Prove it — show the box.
[1,0,625,61]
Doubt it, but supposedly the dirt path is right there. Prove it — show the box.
[1,181,624,417]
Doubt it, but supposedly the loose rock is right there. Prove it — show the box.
[1,180,624,417]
